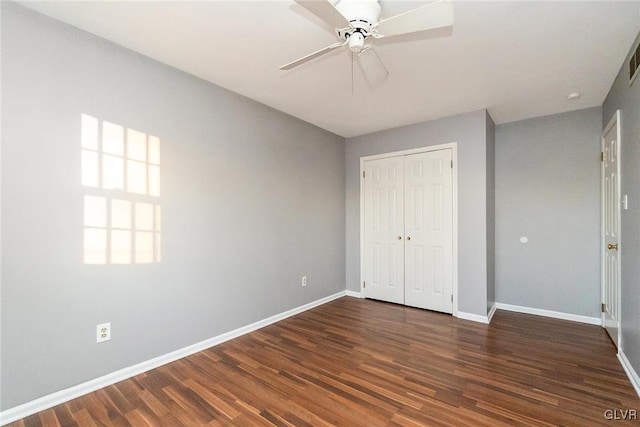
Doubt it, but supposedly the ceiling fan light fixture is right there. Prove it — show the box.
[281,0,455,87]
[348,31,365,52]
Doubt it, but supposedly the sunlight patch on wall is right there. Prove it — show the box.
[81,114,162,264]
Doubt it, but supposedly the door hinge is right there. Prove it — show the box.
[451,294,453,303]
[601,152,604,162]
[451,160,453,168]
[363,171,365,178]
[363,281,366,288]
[602,303,606,313]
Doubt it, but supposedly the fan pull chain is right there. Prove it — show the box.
[351,51,354,96]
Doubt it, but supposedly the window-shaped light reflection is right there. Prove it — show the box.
[154,206,161,231]
[149,165,160,197]
[135,202,154,231]
[155,206,162,262]
[103,155,124,190]
[102,121,124,156]
[127,160,147,194]
[111,199,131,229]
[81,114,161,264]
[127,129,147,161]
[84,196,106,227]
[84,228,106,264]
[148,136,160,165]
[111,230,132,264]
[81,150,99,187]
[136,231,154,263]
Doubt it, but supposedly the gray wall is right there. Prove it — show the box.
[494,107,602,317]
[345,110,490,316]
[603,32,640,380]
[486,112,496,314]
[1,3,345,409]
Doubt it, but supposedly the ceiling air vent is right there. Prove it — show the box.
[629,42,640,85]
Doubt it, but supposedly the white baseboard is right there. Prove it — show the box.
[487,303,497,323]
[345,290,362,298]
[0,291,347,426]
[457,311,490,324]
[618,351,640,399]
[495,303,601,325]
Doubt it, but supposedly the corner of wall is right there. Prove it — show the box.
[485,110,496,314]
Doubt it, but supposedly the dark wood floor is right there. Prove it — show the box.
[8,297,639,426]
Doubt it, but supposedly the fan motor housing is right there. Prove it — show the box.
[335,0,381,41]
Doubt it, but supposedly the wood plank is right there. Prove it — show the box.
[5,298,639,426]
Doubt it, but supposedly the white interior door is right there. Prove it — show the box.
[363,156,405,304]
[363,149,454,313]
[602,111,621,348]
[404,150,453,313]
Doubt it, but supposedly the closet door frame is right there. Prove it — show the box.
[359,142,459,316]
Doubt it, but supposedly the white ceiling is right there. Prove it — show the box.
[19,1,640,137]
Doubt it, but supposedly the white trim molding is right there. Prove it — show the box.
[457,311,491,324]
[495,303,601,325]
[345,290,363,298]
[618,351,640,399]
[0,291,347,426]
[487,303,497,323]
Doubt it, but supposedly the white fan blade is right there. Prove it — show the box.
[280,41,346,70]
[294,0,350,30]
[357,47,389,86]
[375,0,453,38]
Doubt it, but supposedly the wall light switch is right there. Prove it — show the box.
[622,194,628,210]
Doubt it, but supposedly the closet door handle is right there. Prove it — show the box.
[407,236,411,241]
[397,236,402,240]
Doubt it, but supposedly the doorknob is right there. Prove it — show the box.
[397,236,402,240]
[608,243,619,250]
[407,236,411,241]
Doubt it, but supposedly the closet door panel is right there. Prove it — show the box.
[404,150,453,313]
[363,156,405,304]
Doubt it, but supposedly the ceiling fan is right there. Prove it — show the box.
[280,0,454,86]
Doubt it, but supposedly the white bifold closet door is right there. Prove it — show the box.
[363,155,405,304]
[363,149,453,313]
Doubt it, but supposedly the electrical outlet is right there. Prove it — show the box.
[97,322,111,343]
[302,276,307,287]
